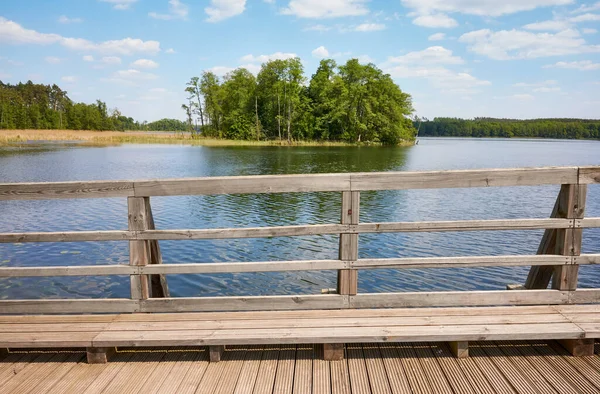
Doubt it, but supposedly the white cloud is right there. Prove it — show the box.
[281,0,370,18]
[61,75,77,83]
[572,1,600,13]
[240,52,297,63]
[45,56,61,64]
[512,94,534,100]
[513,80,557,87]
[58,15,83,24]
[401,0,573,18]
[583,28,598,33]
[99,0,138,10]
[428,32,446,40]
[459,28,600,59]
[107,69,159,84]
[102,56,122,64]
[149,88,168,93]
[0,18,161,55]
[412,13,458,28]
[304,24,332,32]
[354,23,386,32]
[356,54,375,63]
[149,0,189,20]
[131,58,159,68]
[386,46,464,65]
[523,20,571,31]
[239,63,262,74]
[206,66,235,76]
[569,13,600,22]
[205,0,247,22]
[533,86,561,92]
[543,60,600,70]
[166,48,176,53]
[83,55,94,62]
[312,45,329,58]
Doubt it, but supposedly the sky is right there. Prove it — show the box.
[0,0,599,122]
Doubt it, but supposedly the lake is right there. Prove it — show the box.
[1,137,599,299]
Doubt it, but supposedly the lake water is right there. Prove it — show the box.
[1,137,599,299]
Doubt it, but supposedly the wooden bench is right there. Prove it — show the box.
[1,305,599,363]
[1,167,600,363]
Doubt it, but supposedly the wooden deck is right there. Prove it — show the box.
[2,341,600,393]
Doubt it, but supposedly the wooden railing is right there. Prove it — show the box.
[1,166,599,314]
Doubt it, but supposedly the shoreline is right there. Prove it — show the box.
[0,130,414,147]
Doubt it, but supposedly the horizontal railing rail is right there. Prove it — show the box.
[0,165,599,314]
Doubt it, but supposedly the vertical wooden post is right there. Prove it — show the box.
[209,345,225,362]
[128,197,150,300]
[323,343,344,361]
[337,191,359,296]
[144,197,169,298]
[525,184,586,290]
[0,348,8,361]
[449,341,469,359]
[558,339,594,357]
[86,347,116,364]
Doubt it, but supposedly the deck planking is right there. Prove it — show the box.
[1,342,600,393]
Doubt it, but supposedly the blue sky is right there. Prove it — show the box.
[0,0,599,122]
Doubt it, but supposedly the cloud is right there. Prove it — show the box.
[512,94,534,100]
[583,28,597,33]
[99,0,138,10]
[83,55,94,62]
[385,46,464,65]
[543,60,600,70]
[459,28,600,59]
[45,56,62,64]
[205,0,247,22]
[105,69,159,84]
[0,18,161,55]
[513,80,557,87]
[149,0,189,20]
[401,0,573,18]
[58,15,83,24]
[281,0,370,18]
[240,52,297,62]
[304,24,332,32]
[572,1,600,13]
[356,54,375,63]
[61,76,77,83]
[206,66,235,76]
[412,13,458,28]
[569,13,600,22]
[428,32,446,40]
[166,48,176,53]
[312,46,329,58]
[131,58,159,68]
[102,56,122,64]
[149,88,168,93]
[354,23,385,32]
[523,20,571,31]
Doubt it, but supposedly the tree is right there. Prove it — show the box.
[185,77,205,131]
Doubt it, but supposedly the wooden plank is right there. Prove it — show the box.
[346,345,371,394]
[252,345,279,394]
[58,352,130,394]
[22,353,85,394]
[0,353,38,387]
[136,351,181,394]
[353,255,572,270]
[468,346,516,394]
[293,346,312,394]
[429,343,476,394]
[330,350,351,394]
[413,342,453,394]
[213,347,247,394]
[568,289,600,304]
[145,196,169,298]
[141,260,348,275]
[548,341,600,391]
[168,351,209,394]
[155,352,203,394]
[350,290,570,308]
[272,345,295,394]
[0,265,134,277]
[479,342,538,394]
[140,294,348,312]
[0,230,133,243]
[578,166,600,184]
[449,341,468,358]
[338,191,359,296]
[378,345,412,394]
[99,352,164,393]
[194,349,231,394]
[395,344,433,394]
[134,173,351,196]
[0,299,138,314]
[362,344,392,394]
[0,332,98,348]
[0,180,134,200]
[350,166,579,191]
[0,353,65,393]
[356,218,575,233]
[129,196,150,300]
[578,217,600,228]
[313,345,332,394]
[233,346,263,394]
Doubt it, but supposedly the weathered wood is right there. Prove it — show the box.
[449,341,469,358]
[134,173,351,196]
[0,299,138,314]
[557,339,595,357]
[128,196,150,300]
[0,348,7,360]
[0,180,134,200]
[144,197,169,298]
[552,184,586,291]
[338,191,359,296]
[0,264,134,277]
[209,345,225,362]
[86,347,116,364]
[322,343,344,361]
[350,166,579,191]
[578,166,600,184]
[0,230,133,243]
[353,255,572,270]
[141,260,348,275]
[568,289,600,304]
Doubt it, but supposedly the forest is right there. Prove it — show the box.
[416,118,600,140]
[0,81,187,131]
[182,58,417,145]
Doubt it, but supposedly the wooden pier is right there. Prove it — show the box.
[1,166,600,391]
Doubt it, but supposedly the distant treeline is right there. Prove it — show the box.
[0,81,187,131]
[183,58,416,145]
[416,118,600,140]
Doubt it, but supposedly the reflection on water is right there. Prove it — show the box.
[0,139,599,299]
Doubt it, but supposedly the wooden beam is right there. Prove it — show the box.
[0,265,134,277]
[86,347,116,364]
[0,348,8,361]
[578,166,600,184]
[449,341,468,358]
[144,197,168,298]
[128,197,150,300]
[209,345,225,362]
[0,299,138,314]
[338,191,359,296]
[0,230,133,243]
[323,343,344,361]
[0,180,134,200]
[557,339,594,357]
[353,255,571,270]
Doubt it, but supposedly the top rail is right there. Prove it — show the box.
[0,166,598,200]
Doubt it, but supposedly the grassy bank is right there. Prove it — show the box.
[0,130,414,147]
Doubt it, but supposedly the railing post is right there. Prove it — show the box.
[337,191,359,296]
[128,197,150,300]
[144,197,169,298]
